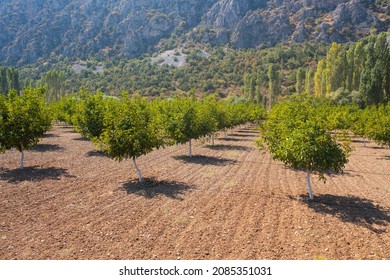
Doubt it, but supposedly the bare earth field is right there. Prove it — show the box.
[0,126,389,260]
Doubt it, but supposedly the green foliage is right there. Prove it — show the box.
[351,106,373,138]
[52,94,78,125]
[260,94,351,180]
[0,66,20,95]
[365,103,390,147]
[39,70,66,101]
[73,91,110,140]
[99,95,166,161]
[313,33,389,106]
[1,88,52,167]
[267,64,281,109]
[0,95,9,152]
[326,104,359,131]
[305,69,315,95]
[164,97,215,146]
[296,67,306,94]
[19,42,327,97]
[0,67,8,95]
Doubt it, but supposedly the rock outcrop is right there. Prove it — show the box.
[0,0,388,65]
[198,0,388,49]
[0,0,216,65]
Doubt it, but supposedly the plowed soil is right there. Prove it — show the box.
[1,126,389,260]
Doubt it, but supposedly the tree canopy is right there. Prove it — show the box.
[260,94,352,199]
[1,88,52,168]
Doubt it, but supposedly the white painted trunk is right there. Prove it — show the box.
[20,143,24,169]
[306,170,314,200]
[132,157,142,183]
[189,139,192,157]
[224,130,227,138]
[212,133,215,146]
[20,150,24,169]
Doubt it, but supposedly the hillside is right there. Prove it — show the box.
[0,0,388,65]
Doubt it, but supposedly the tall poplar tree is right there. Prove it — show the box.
[296,67,306,94]
[267,64,281,109]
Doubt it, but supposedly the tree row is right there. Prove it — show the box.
[52,91,266,182]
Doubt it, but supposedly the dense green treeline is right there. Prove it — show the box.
[37,70,66,102]
[0,66,20,95]
[312,33,390,106]
[0,66,67,103]
[14,33,389,109]
[18,42,328,98]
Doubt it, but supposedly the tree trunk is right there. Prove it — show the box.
[189,139,192,157]
[306,169,314,200]
[212,133,215,146]
[20,143,24,169]
[224,130,227,138]
[363,136,366,147]
[132,157,142,183]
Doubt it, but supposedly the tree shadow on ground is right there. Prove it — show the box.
[86,150,110,158]
[352,139,368,144]
[344,169,390,176]
[122,178,194,200]
[0,166,75,184]
[382,155,390,161]
[42,133,58,138]
[236,130,259,134]
[370,146,387,150]
[328,170,363,178]
[222,137,247,142]
[173,155,237,166]
[289,194,390,234]
[228,133,257,138]
[206,144,254,151]
[73,136,90,142]
[62,128,77,133]
[30,144,65,152]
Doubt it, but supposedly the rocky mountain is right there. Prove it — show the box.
[0,0,388,65]
[198,0,388,48]
[0,0,216,65]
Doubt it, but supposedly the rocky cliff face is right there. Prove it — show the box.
[0,0,388,65]
[199,0,388,48]
[0,0,216,65]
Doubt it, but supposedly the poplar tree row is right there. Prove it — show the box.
[0,66,20,96]
[308,33,390,106]
[53,92,265,182]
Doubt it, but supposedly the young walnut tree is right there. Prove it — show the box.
[1,89,51,169]
[260,94,351,200]
[99,96,165,183]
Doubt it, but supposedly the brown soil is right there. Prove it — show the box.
[0,126,389,260]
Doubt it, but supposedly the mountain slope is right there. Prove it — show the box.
[0,0,388,65]
[197,0,388,48]
[0,0,216,65]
